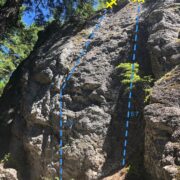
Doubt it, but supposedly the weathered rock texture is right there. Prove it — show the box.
[0,164,18,180]
[143,1,180,180]
[0,0,179,180]
[144,0,180,79]
[144,66,180,180]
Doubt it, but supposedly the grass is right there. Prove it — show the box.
[158,67,179,83]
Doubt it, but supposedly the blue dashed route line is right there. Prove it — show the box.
[121,4,141,167]
[59,9,109,180]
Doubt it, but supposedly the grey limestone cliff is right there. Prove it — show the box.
[0,0,179,180]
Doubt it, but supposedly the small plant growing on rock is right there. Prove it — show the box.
[0,153,11,164]
[117,63,153,86]
[144,87,152,103]
[117,63,141,85]
[117,62,153,101]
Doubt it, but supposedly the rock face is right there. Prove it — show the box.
[0,164,18,180]
[143,1,180,180]
[144,0,180,79]
[0,1,179,180]
[144,65,180,180]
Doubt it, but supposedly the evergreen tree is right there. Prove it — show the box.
[0,0,106,95]
[0,23,42,95]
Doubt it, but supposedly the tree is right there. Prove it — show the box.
[96,0,106,10]
[0,21,42,95]
[0,0,23,37]
[0,0,106,95]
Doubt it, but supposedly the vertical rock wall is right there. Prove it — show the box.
[0,1,179,180]
[144,66,180,180]
[144,0,180,179]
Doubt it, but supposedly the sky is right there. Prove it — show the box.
[22,0,52,26]
[22,0,100,26]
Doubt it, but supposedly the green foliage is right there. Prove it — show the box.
[0,0,6,7]
[0,153,18,167]
[0,23,42,95]
[96,0,106,10]
[144,88,152,103]
[0,0,106,96]
[117,63,141,85]
[0,3,43,96]
[0,153,11,164]
[0,80,5,95]
[117,63,153,97]
[74,2,95,22]
[23,0,101,25]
